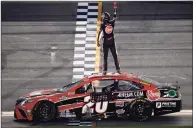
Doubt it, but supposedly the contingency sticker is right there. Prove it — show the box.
[156,102,176,108]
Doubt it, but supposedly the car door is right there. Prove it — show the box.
[113,79,145,100]
[81,79,116,115]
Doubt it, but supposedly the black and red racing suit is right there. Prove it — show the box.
[98,9,121,73]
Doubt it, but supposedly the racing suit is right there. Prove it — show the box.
[98,8,121,74]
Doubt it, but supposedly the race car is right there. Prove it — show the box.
[14,72,182,122]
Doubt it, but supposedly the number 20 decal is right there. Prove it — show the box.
[82,96,108,114]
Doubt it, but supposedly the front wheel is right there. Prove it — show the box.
[129,98,152,122]
[33,101,56,122]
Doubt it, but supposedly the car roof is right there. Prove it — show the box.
[85,72,137,79]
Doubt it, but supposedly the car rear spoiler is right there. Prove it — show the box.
[157,83,180,90]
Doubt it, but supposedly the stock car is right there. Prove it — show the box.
[14,72,182,122]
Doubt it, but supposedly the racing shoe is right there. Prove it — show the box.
[102,71,107,75]
[117,70,121,74]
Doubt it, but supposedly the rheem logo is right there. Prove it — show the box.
[105,25,113,34]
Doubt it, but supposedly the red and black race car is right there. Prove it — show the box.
[14,72,182,122]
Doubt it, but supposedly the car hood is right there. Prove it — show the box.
[24,88,63,98]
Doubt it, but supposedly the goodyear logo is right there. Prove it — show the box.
[140,81,150,86]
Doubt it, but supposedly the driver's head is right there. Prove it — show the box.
[102,12,111,22]
[92,80,99,87]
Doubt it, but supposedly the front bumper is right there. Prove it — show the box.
[14,106,33,121]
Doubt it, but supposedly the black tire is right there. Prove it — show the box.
[75,110,82,120]
[33,101,56,122]
[129,98,152,122]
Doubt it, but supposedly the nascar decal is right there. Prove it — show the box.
[82,96,108,114]
[117,91,144,98]
[105,25,113,34]
[146,89,160,100]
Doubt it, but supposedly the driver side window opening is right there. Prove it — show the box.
[92,79,118,93]
[75,82,94,94]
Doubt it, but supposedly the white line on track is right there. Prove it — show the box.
[169,75,187,80]
[73,68,84,72]
[87,24,97,28]
[73,61,85,65]
[77,15,87,19]
[84,64,95,68]
[86,37,96,41]
[75,34,86,38]
[85,57,96,61]
[85,44,96,48]
[77,9,88,13]
[76,27,87,32]
[1,110,192,117]
[73,75,84,79]
[88,6,98,9]
[74,54,85,58]
[86,31,97,34]
[124,48,192,50]
[75,47,85,51]
[75,40,86,44]
[78,2,88,6]
[85,50,96,54]
[88,12,98,15]
[87,18,97,22]
[4,35,30,40]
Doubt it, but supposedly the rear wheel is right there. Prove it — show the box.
[33,101,56,122]
[129,98,152,122]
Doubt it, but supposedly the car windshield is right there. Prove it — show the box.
[137,75,161,86]
[63,79,84,91]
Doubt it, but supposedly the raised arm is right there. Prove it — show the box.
[112,2,117,20]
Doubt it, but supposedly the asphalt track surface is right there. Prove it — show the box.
[1,1,193,127]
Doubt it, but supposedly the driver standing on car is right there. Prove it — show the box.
[97,2,121,75]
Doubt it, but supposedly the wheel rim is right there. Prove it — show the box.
[132,101,151,121]
[37,102,55,121]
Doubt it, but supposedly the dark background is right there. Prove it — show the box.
[2,1,193,21]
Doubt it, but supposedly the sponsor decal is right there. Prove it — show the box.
[30,91,41,96]
[59,96,68,100]
[117,91,144,98]
[59,110,74,117]
[68,92,75,95]
[101,77,111,80]
[156,102,162,108]
[140,81,150,86]
[163,90,177,98]
[156,102,176,108]
[115,102,124,107]
[116,109,125,114]
[82,96,108,114]
[105,25,113,34]
[146,89,160,100]
[59,111,66,117]
[168,90,177,97]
